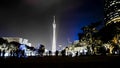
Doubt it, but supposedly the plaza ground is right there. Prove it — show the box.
[0,55,120,68]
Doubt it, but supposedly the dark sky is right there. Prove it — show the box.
[0,0,104,50]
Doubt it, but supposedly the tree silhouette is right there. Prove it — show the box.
[9,41,21,57]
[9,41,21,48]
[38,44,45,56]
[97,22,120,43]
[80,21,102,44]
[0,38,8,45]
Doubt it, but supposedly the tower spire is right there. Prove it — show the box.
[53,16,55,24]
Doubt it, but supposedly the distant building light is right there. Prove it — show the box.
[106,17,120,25]
[118,9,120,11]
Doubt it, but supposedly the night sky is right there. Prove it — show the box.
[0,0,104,50]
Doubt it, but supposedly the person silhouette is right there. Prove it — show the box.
[55,50,59,56]
[2,50,5,57]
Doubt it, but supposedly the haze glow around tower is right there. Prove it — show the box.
[0,0,104,50]
[52,16,56,52]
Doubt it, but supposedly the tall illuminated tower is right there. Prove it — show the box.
[52,16,56,53]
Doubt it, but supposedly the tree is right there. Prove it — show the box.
[97,22,120,43]
[0,38,8,57]
[9,41,21,49]
[38,44,45,56]
[0,38,8,45]
[9,41,21,57]
[80,21,102,44]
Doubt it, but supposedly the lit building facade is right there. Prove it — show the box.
[104,0,120,25]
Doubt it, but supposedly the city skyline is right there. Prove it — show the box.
[0,0,104,50]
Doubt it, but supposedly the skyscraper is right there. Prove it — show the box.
[104,0,120,25]
[104,0,120,43]
[52,16,56,54]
